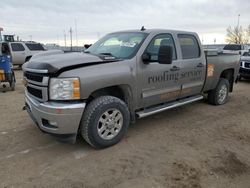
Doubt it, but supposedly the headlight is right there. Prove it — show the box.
[49,78,80,100]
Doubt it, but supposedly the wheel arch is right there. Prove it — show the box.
[220,68,234,92]
[86,84,135,122]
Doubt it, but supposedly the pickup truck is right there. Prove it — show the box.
[23,29,240,148]
[223,44,249,55]
[239,52,250,80]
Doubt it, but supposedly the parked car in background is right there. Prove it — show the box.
[7,41,45,67]
[239,52,250,80]
[223,44,248,55]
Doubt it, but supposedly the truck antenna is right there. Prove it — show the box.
[141,26,146,31]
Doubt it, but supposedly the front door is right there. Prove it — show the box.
[10,43,26,65]
[139,33,181,107]
[177,34,206,98]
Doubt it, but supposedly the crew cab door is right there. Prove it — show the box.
[139,33,181,107]
[10,43,26,65]
[177,34,206,98]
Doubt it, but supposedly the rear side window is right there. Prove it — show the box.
[25,43,45,51]
[223,44,241,51]
[178,34,200,59]
[11,43,25,51]
[146,33,177,61]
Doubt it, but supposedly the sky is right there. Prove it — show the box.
[0,0,250,46]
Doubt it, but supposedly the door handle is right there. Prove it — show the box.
[170,66,180,71]
[197,63,204,68]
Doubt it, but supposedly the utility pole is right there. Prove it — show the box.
[29,35,32,41]
[237,14,240,29]
[69,27,73,51]
[63,30,67,47]
[0,27,3,41]
[75,19,78,47]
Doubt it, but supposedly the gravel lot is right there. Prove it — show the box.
[0,70,250,188]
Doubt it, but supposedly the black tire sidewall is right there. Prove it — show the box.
[83,97,130,148]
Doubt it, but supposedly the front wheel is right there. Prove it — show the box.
[9,73,15,91]
[208,78,229,105]
[80,96,130,149]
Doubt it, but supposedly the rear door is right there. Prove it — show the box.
[139,33,181,107]
[177,34,206,98]
[10,43,26,65]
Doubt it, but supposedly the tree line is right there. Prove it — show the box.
[226,25,250,44]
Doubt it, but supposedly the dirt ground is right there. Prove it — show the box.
[0,70,250,188]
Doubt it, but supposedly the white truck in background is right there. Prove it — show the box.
[1,41,45,67]
[223,44,249,55]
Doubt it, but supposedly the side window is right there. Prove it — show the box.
[146,34,177,61]
[178,34,200,59]
[25,43,45,51]
[11,43,25,51]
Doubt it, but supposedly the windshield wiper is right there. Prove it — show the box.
[99,52,115,56]
[98,52,118,60]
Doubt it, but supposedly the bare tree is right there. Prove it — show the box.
[226,25,250,44]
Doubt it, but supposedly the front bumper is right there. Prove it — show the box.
[25,92,85,143]
[239,67,250,78]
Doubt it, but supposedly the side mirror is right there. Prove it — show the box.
[158,45,173,64]
[84,44,92,49]
[142,53,151,64]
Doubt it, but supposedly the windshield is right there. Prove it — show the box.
[223,44,241,51]
[86,32,147,59]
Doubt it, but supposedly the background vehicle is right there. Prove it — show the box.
[11,41,45,66]
[239,52,250,80]
[223,44,248,55]
[0,42,15,90]
[2,41,45,67]
[23,29,240,148]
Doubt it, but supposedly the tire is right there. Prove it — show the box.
[9,72,15,91]
[208,78,229,105]
[80,96,130,149]
[238,75,242,81]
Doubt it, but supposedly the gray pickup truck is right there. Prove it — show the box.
[23,29,240,148]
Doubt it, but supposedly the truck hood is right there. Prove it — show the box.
[22,51,119,74]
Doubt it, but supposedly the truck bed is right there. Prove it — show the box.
[203,50,240,92]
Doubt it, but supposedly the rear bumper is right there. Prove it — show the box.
[25,92,85,143]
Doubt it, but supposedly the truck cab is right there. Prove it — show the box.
[23,29,240,148]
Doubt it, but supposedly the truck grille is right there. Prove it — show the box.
[245,62,250,68]
[27,86,43,99]
[24,72,44,82]
[24,71,49,101]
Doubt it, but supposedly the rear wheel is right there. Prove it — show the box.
[80,96,130,149]
[208,78,229,105]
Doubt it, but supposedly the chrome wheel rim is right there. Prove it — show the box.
[218,84,228,104]
[97,109,123,140]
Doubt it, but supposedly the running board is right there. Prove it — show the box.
[136,95,204,118]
